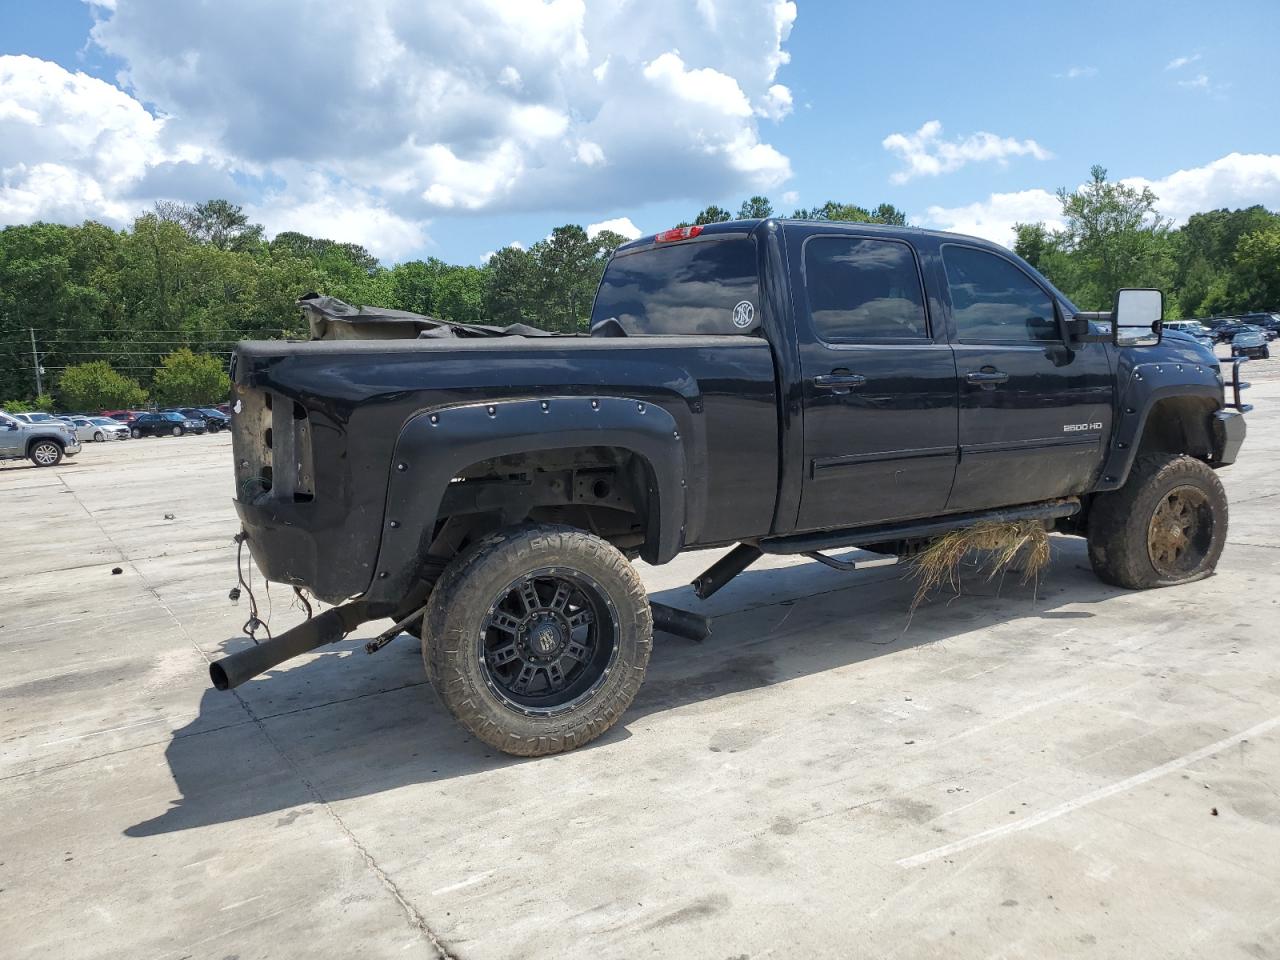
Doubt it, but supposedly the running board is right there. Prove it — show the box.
[759,498,1080,557]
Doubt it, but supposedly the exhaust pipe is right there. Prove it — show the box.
[650,601,712,643]
[210,601,371,691]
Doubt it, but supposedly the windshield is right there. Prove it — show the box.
[591,236,760,336]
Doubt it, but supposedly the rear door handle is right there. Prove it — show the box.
[965,369,1010,387]
[813,373,867,390]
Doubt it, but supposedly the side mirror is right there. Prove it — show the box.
[1113,288,1163,345]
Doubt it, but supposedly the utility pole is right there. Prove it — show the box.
[29,327,43,397]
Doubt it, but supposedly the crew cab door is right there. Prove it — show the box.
[939,243,1113,512]
[790,229,959,532]
[0,414,22,457]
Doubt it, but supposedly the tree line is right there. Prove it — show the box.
[1,171,1277,410]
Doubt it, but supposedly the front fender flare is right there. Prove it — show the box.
[362,396,687,608]
[1093,361,1224,492]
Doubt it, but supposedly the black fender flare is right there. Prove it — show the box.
[1093,361,1224,492]
[362,395,687,608]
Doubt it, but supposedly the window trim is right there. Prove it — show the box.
[940,242,1062,345]
[799,233,932,344]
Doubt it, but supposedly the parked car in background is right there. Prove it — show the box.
[67,416,130,441]
[1235,312,1280,340]
[1212,320,1247,344]
[1231,325,1270,359]
[12,412,61,426]
[130,411,205,438]
[102,409,143,425]
[175,407,231,432]
[0,410,82,466]
[1163,320,1215,349]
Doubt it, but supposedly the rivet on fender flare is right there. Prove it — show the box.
[397,462,408,471]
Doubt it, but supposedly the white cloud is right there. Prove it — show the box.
[1166,53,1201,70]
[755,83,793,120]
[587,216,641,240]
[642,51,752,118]
[1177,73,1210,90]
[5,2,798,259]
[921,152,1280,248]
[68,0,794,231]
[781,189,799,206]
[0,54,189,224]
[1055,65,1097,79]
[1121,153,1280,223]
[921,188,1063,248]
[882,120,1051,184]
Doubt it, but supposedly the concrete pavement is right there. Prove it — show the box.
[2,380,1279,959]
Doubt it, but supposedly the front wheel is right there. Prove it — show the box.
[93,431,105,442]
[131,427,142,439]
[171,425,183,437]
[423,524,652,757]
[29,441,63,467]
[1087,453,1228,589]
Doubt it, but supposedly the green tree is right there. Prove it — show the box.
[58,361,148,411]
[1223,227,1280,312]
[789,201,905,224]
[694,205,733,225]
[151,349,231,405]
[1013,222,1054,271]
[433,267,488,325]
[182,200,266,251]
[1051,165,1173,310]
[484,246,537,326]
[737,196,773,219]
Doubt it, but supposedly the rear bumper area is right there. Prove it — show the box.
[235,497,375,603]
[1212,409,1246,466]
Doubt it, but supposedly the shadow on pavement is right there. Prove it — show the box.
[126,538,1114,837]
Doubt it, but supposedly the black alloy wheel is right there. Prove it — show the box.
[478,569,617,715]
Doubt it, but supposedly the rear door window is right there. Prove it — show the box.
[591,237,759,336]
[803,236,928,340]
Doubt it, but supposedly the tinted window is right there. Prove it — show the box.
[942,245,1057,341]
[591,237,759,336]
[804,237,927,339]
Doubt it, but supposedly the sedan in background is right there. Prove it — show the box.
[174,407,231,433]
[67,416,130,441]
[1231,325,1271,360]
[129,411,205,438]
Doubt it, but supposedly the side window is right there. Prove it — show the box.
[804,237,928,339]
[942,245,1057,342]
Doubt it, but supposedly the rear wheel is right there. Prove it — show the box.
[29,441,63,467]
[1087,453,1227,589]
[423,524,652,757]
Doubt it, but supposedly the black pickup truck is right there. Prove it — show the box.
[213,218,1248,756]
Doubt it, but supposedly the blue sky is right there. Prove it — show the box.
[2,0,1279,264]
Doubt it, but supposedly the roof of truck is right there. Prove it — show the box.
[616,217,1013,256]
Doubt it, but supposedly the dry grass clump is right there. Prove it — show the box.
[908,520,1051,614]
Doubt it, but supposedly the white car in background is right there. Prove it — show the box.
[70,416,130,442]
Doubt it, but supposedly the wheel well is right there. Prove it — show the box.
[26,436,65,456]
[427,445,656,561]
[1136,396,1217,460]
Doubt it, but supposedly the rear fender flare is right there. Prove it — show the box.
[364,396,687,607]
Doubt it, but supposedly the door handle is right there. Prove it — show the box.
[965,369,1010,388]
[813,373,867,390]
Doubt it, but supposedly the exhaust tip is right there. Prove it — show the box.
[209,661,231,691]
